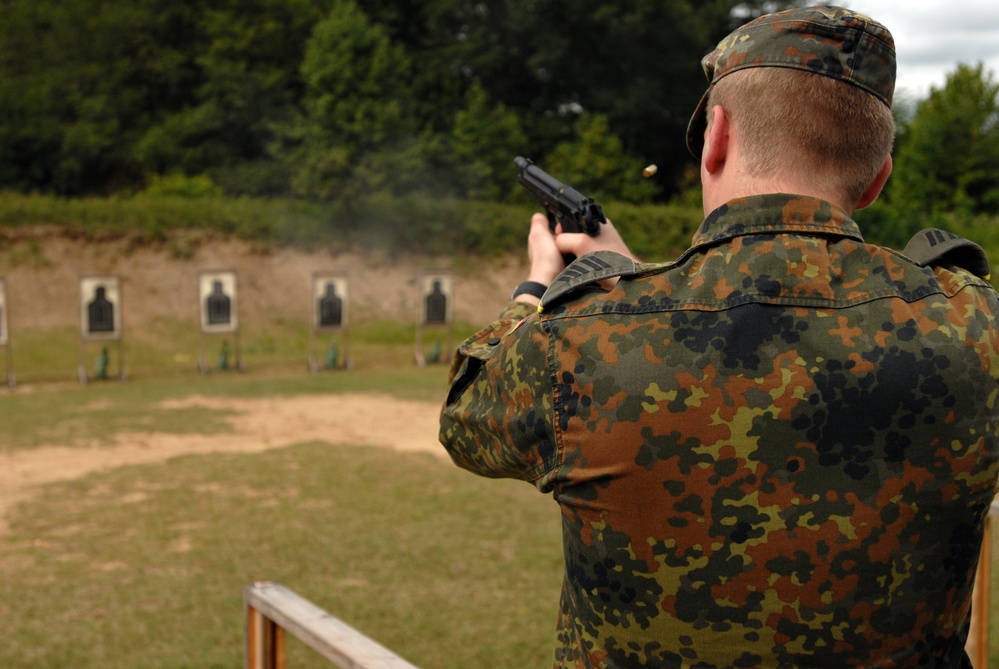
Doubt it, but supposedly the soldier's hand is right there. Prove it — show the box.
[526,212,566,287]
[556,217,639,263]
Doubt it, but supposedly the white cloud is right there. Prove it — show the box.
[841,1,999,97]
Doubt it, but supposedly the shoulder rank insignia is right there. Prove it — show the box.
[539,251,639,312]
[903,228,991,280]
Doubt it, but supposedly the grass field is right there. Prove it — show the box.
[1,366,997,667]
[0,368,564,668]
[6,319,479,387]
[0,442,565,668]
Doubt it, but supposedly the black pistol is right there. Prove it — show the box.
[514,156,606,236]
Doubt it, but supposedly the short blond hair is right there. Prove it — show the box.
[707,67,895,204]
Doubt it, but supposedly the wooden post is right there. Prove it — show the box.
[246,602,286,669]
[4,339,13,388]
[969,503,997,669]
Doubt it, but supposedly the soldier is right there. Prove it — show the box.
[439,5,999,668]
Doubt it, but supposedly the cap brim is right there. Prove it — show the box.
[686,89,710,158]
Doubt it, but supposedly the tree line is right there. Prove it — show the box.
[0,0,997,253]
[871,63,999,248]
[0,0,790,205]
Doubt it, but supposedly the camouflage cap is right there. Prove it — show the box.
[686,5,896,157]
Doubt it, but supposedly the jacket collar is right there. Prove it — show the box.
[692,194,864,251]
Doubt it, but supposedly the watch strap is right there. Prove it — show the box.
[511,280,548,301]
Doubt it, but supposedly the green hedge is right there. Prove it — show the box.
[3,191,995,273]
[0,191,700,261]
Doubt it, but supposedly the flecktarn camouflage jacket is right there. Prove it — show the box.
[439,194,999,669]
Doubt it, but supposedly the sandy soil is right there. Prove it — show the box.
[0,393,446,536]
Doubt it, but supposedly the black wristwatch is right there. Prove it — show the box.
[511,280,548,301]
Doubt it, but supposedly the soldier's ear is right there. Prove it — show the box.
[855,155,892,210]
[703,105,729,175]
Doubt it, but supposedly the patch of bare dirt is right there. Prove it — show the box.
[0,393,446,536]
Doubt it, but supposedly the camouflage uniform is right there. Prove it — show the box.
[439,194,999,668]
[441,5,999,667]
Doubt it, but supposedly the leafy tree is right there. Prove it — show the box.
[0,0,205,194]
[503,0,797,198]
[0,0,323,196]
[354,0,794,201]
[887,63,999,225]
[136,0,324,195]
[293,0,418,204]
[449,81,528,201]
[546,114,658,204]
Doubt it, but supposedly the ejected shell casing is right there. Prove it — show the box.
[642,164,658,178]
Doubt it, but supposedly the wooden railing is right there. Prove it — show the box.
[246,502,999,668]
[969,501,999,668]
[244,582,420,669]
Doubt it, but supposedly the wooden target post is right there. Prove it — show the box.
[0,277,12,388]
[78,275,125,384]
[415,270,453,367]
[309,272,351,372]
[198,270,242,373]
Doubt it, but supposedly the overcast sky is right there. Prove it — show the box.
[840,1,999,103]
